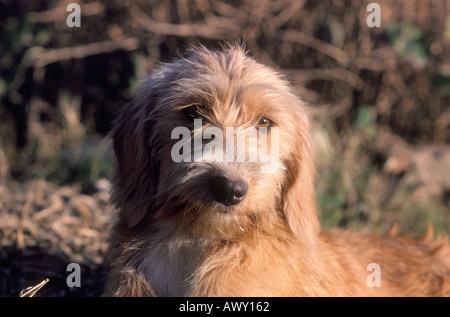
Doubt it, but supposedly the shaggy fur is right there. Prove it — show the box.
[103,45,450,297]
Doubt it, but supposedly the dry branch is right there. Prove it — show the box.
[28,2,105,23]
[284,68,364,90]
[130,3,239,39]
[283,30,351,67]
[33,36,139,68]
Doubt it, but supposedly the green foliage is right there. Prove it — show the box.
[45,139,113,185]
[431,72,450,96]
[382,22,430,67]
[16,135,114,186]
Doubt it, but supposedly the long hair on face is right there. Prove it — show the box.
[110,44,319,247]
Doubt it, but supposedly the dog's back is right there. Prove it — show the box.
[319,229,450,296]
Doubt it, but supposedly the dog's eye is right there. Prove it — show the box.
[257,117,274,129]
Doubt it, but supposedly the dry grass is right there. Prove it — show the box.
[0,179,114,296]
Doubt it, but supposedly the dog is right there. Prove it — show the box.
[103,45,450,296]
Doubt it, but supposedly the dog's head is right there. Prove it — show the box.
[112,45,319,245]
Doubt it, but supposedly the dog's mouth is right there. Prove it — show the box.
[165,192,246,216]
[154,171,263,240]
[161,178,248,219]
[159,166,250,213]
[160,191,256,240]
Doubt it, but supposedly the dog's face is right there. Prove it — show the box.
[112,46,319,244]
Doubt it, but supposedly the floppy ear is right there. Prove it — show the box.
[111,82,161,228]
[282,104,320,248]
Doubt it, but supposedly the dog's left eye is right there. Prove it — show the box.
[257,117,274,129]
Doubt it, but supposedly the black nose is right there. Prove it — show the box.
[209,175,248,206]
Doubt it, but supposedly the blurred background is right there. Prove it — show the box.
[0,0,449,296]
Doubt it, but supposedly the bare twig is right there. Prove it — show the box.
[33,36,139,68]
[272,0,306,28]
[282,30,351,67]
[284,68,364,91]
[28,2,105,23]
[354,48,397,72]
[130,3,239,39]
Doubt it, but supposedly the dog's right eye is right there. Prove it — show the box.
[257,117,274,129]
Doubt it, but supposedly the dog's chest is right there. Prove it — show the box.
[141,239,204,296]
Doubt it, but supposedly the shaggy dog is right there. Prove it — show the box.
[103,45,450,296]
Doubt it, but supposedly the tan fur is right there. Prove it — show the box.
[103,45,450,297]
